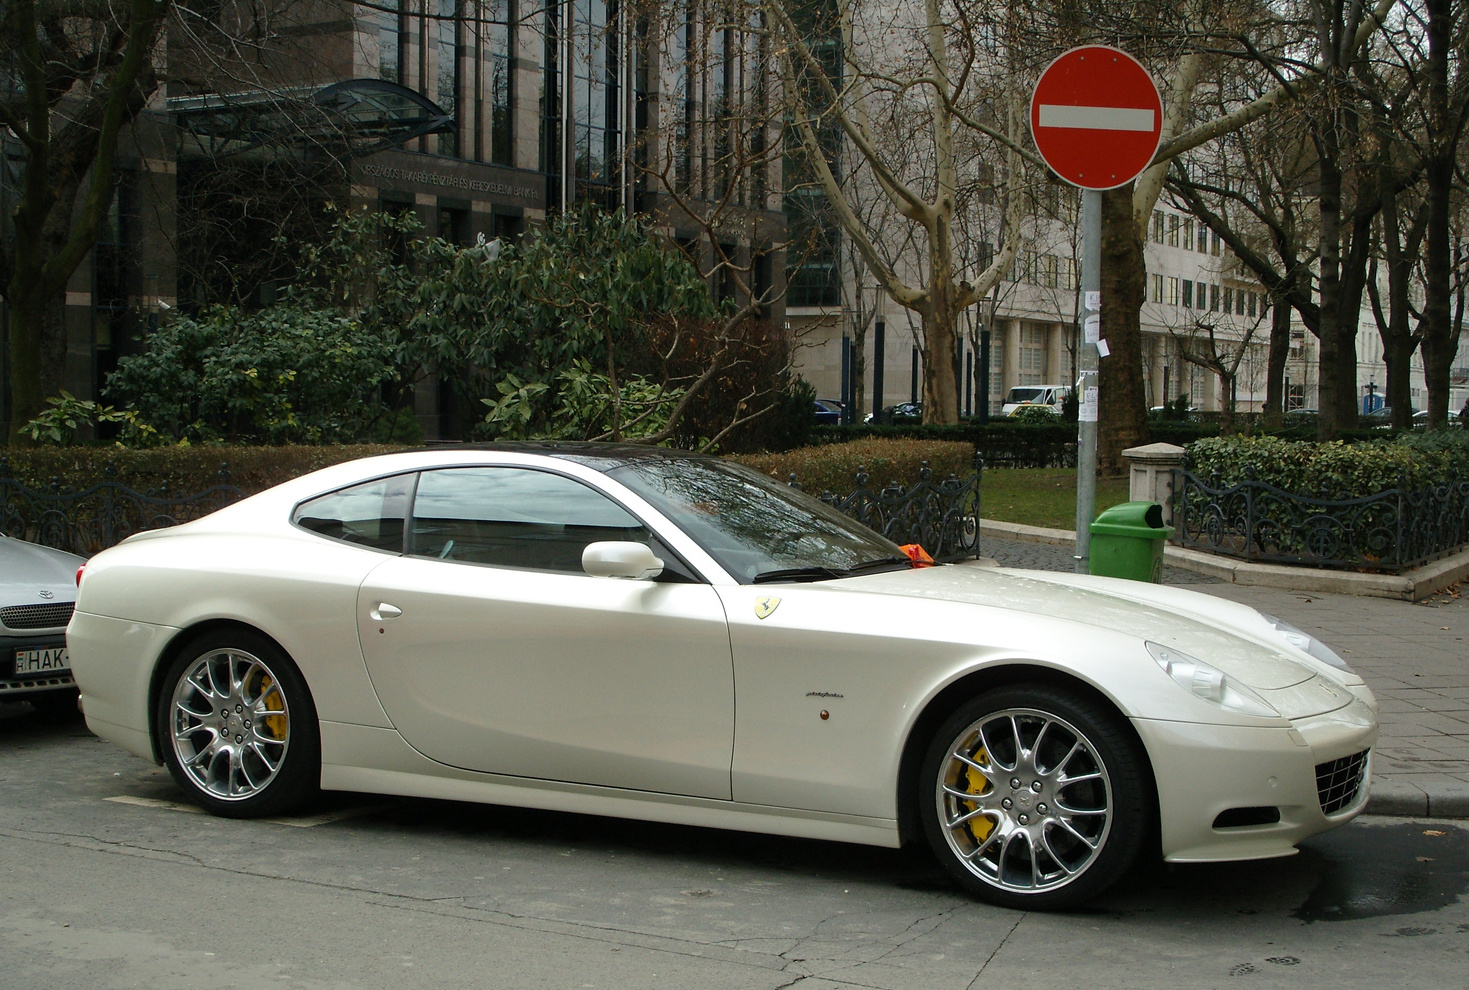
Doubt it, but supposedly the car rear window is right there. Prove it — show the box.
[292,474,414,552]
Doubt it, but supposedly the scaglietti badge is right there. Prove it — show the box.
[754,596,781,620]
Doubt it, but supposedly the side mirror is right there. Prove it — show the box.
[582,541,664,580]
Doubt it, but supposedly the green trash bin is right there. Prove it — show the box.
[1089,501,1173,583]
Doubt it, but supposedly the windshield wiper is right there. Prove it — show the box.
[846,555,916,574]
[751,565,848,584]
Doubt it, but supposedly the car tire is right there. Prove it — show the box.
[918,684,1151,910]
[156,629,319,819]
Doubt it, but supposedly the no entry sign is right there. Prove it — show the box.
[1030,46,1163,190]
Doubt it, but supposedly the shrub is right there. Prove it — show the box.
[105,306,404,444]
[1009,405,1060,424]
[0,445,406,498]
[1187,433,1469,497]
[732,437,976,494]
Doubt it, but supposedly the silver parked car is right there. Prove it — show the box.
[1,533,85,715]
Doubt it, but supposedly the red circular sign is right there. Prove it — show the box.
[1030,46,1163,190]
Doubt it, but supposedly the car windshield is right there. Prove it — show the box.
[1006,387,1044,403]
[607,457,911,584]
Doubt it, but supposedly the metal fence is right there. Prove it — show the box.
[2,456,983,564]
[1172,464,1469,573]
[790,458,983,562]
[0,459,245,557]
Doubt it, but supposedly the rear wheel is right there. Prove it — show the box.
[919,684,1150,909]
[156,630,319,818]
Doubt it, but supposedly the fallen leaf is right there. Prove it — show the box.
[1424,829,1447,837]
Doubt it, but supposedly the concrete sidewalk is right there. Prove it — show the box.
[977,528,1469,819]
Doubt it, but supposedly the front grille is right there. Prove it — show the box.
[0,602,74,630]
[1316,750,1369,814]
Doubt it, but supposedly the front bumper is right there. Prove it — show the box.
[0,632,73,699]
[1135,694,1378,863]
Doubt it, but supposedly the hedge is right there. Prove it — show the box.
[1187,432,1469,497]
[0,445,407,497]
[733,437,977,495]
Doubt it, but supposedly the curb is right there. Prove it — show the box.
[978,518,1469,600]
[1367,778,1469,819]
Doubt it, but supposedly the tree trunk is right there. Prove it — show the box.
[1098,185,1149,475]
[1420,0,1457,428]
[1263,291,1291,428]
[1315,150,1345,440]
[921,253,960,424]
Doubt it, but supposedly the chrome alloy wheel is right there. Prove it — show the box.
[168,648,291,801]
[936,707,1113,895]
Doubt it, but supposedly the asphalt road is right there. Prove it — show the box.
[2,703,1466,990]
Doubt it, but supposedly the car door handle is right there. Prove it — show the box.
[370,603,403,621]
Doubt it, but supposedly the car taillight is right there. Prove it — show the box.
[76,563,86,586]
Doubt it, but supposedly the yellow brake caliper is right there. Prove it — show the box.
[960,747,995,843]
[258,675,287,740]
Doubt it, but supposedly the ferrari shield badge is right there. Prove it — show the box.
[754,596,781,620]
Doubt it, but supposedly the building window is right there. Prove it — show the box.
[1211,230,1221,255]
[1167,276,1179,305]
[1246,291,1256,317]
[1151,273,1163,303]
[1182,279,1193,308]
[1197,224,1208,253]
[377,0,406,84]
[484,0,513,166]
[1183,218,1194,250]
[1236,290,1245,316]
[1019,325,1047,385]
[1167,214,1179,247]
[1061,257,1076,290]
[1222,287,1233,313]
[1152,211,1164,243]
[437,0,463,157]
[1209,283,1219,311]
[1042,254,1058,289]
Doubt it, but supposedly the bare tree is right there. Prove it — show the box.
[1,0,168,444]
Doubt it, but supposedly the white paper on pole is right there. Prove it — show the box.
[1096,338,1111,358]
[1079,386,1099,422]
[1085,291,1101,311]
[1083,315,1100,343]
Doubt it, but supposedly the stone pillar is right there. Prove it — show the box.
[1122,443,1187,525]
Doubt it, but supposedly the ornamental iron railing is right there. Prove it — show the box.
[789,457,983,562]
[1172,462,1469,573]
[0,458,245,557]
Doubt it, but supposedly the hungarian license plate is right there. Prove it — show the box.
[14,646,69,675]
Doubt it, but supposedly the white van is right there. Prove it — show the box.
[1001,384,1071,416]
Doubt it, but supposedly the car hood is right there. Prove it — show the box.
[0,536,83,609]
[839,564,1352,715]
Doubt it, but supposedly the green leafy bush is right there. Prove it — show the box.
[1188,433,1469,496]
[0,445,407,497]
[732,438,977,495]
[1008,405,1060,424]
[105,306,407,445]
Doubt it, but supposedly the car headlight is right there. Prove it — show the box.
[1146,642,1280,719]
[1259,613,1353,672]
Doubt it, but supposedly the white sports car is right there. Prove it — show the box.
[69,445,1378,909]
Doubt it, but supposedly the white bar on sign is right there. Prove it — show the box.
[1038,105,1155,132]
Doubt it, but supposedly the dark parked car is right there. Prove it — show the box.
[864,401,922,423]
[813,398,846,425]
[1,534,85,715]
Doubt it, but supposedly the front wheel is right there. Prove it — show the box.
[919,684,1151,909]
[156,630,319,818]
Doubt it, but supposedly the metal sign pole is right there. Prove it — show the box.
[1074,188,1102,573]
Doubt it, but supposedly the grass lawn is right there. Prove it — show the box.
[980,467,1133,531]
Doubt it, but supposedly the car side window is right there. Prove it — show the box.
[409,467,653,573]
[292,474,413,552]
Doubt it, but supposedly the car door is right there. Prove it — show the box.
[356,465,735,799]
